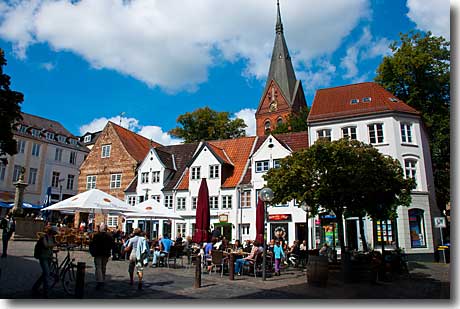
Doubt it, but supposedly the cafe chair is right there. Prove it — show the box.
[210,250,227,277]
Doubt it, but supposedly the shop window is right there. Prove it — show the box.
[408,209,426,248]
[373,220,395,246]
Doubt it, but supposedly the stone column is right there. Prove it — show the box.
[12,167,28,217]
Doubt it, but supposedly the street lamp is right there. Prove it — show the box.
[259,187,274,281]
[301,202,311,266]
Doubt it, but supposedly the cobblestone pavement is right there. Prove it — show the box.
[0,241,450,299]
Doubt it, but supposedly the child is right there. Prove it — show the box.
[273,240,285,276]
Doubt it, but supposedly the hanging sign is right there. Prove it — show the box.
[268,214,291,221]
[434,217,446,228]
[219,214,228,222]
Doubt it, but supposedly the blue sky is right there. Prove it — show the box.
[0,0,450,145]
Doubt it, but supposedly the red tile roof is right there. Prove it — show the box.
[253,131,309,155]
[110,122,162,163]
[207,143,233,166]
[308,82,419,122]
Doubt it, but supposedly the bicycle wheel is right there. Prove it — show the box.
[49,260,60,289]
[62,264,76,296]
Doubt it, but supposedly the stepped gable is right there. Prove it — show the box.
[110,122,162,163]
[308,82,420,123]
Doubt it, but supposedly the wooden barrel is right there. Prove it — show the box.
[307,256,328,287]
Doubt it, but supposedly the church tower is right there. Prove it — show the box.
[255,0,307,136]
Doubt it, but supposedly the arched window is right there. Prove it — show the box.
[265,120,271,132]
[277,117,283,126]
[408,209,426,248]
[404,158,418,189]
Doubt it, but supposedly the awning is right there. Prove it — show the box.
[0,202,43,209]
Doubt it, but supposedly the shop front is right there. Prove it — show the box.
[213,213,232,240]
[269,214,291,244]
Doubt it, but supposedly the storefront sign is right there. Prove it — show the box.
[434,217,446,228]
[219,214,228,222]
[268,214,291,221]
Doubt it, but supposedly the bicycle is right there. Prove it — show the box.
[49,244,78,295]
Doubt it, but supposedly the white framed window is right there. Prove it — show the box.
[273,159,281,169]
[151,195,161,203]
[51,171,60,188]
[152,171,160,183]
[176,223,186,238]
[164,195,173,209]
[209,196,219,209]
[191,166,201,180]
[222,195,232,209]
[404,159,417,187]
[57,135,67,143]
[19,125,27,133]
[101,144,111,158]
[55,148,63,161]
[350,98,359,104]
[12,165,21,182]
[240,190,251,208]
[342,127,357,140]
[107,215,118,228]
[176,197,186,211]
[69,151,77,165]
[317,129,332,141]
[67,174,75,190]
[17,140,26,154]
[28,168,37,185]
[239,224,250,236]
[86,175,97,190]
[362,97,372,103]
[209,165,219,179]
[31,143,41,157]
[192,196,198,210]
[110,174,122,189]
[0,164,6,181]
[46,132,54,140]
[84,135,91,143]
[255,160,269,173]
[127,196,137,206]
[31,128,40,137]
[401,123,413,143]
[141,172,149,184]
[69,139,77,145]
[368,123,384,144]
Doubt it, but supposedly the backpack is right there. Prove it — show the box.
[0,219,7,230]
[34,237,45,259]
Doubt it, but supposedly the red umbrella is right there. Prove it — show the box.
[255,197,265,244]
[193,178,210,243]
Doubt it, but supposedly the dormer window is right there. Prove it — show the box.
[84,135,91,143]
[45,132,55,140]
[362,97,372,103]
[57,135,67,143]
[19,125,28,133]
[389,97,399,102]
[191,166,201,180]
[69,139,77,145]
[209,165,219,179]
[350,99,359,104]
[31,128,41,137]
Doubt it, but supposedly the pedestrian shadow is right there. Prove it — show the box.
[149,280,174,287]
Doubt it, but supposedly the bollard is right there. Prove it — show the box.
[75,262,86,298]
[229,253,234,280]
[194,254,201,289]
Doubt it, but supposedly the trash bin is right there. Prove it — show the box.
[437,246,450,263]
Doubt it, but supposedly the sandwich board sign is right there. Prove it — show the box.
[434,217,446,228]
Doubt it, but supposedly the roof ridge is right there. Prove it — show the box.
[316,81,375,92]
[109,121,154,144]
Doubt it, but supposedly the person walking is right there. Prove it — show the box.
[89,224,114,290]
[1,213,15,258]
[124,228,149,289]
[32,226,59,298]
[273,240,285,276]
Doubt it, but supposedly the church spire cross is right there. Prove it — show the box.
[276,0,284,34]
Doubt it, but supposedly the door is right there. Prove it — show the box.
[214,223,232,241]
[346,219,358,250]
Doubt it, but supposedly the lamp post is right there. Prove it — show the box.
[301,202,311,265]
[259,187,274,281]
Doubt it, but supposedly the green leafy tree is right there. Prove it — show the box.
[264,138,414,254]
[169,106,247,143]
[271,106,310,134]
[0,49,23,165]
[375,31,450,212]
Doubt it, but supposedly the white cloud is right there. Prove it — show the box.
[233,108,257,137]
[41,62,55,71]
[407,0,450,40]
[0,0,369,92]
[137,125,183,146]
[297,59,337,93]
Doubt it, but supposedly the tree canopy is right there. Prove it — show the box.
[0,49,23,165]
[375,31,450,211]
[264,138,415,252]
[169,106,247,143]
[271,106,309,134]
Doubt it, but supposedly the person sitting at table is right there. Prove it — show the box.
[205,238,217,272]
[233,240,243,251]
[234,240,260,276]
[152,234,173,267]
[243,240,252,253]
[175,233,183,245]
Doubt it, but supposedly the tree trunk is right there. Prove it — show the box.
[358,215,368,251]
[336,211,346,255]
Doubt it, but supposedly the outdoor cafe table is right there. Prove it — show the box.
[224,251,250,280]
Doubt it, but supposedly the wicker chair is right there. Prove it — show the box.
[210,250,227,277]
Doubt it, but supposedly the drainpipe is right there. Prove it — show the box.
[236,186,241,242]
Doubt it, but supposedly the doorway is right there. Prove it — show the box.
[346,219,358,250]
[214,223,232,240]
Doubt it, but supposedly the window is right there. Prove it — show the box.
[277,118,283,126]
[209,196,218,209]
[28,168,37,185]
[31,128,41,137]
[255,160,269,173]
[273,159,281,169]
[389,97,399,102]
[12,165,21,182]
[46,132,54,140]
[191,167,201,180]
[404,159,417,186]
[55,148,63,161]
[400,123,413,143]
[151,195,161,203]
[69,151,77,165]
[164,195,173,209]
[350,98,359,104]
[101,144,111,158]
[192,197,198,210]
[240,224,250,236]
[176,197,186,211]
[86,175,97,190]
[176,223,186,238]
[209,165,219,179]
[127,196,137,206]
[69,139,77,145]
[0,164,6,181]
[362,97,372,103]
[138,196,145,203]
[265,120,271,131]
[107,215,118,228]
[317,129,332,141]
[67,174,75,190]
[222,195,232,209]
[31,143,41,157]
[58,135,67,143]
[84,135,91,143]
[141,172,149,184]
[408,209,426,248]
[342,127,357,140]
[17,140,26,154]
[374,220,395,246]
[240,190,251,208]
[110,174,122,189]
[51,172,60,188]
[19,125,28,133]
[152,171,160,183]
[368,123,384,144]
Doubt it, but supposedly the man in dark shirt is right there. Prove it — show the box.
[89,224,114,289]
